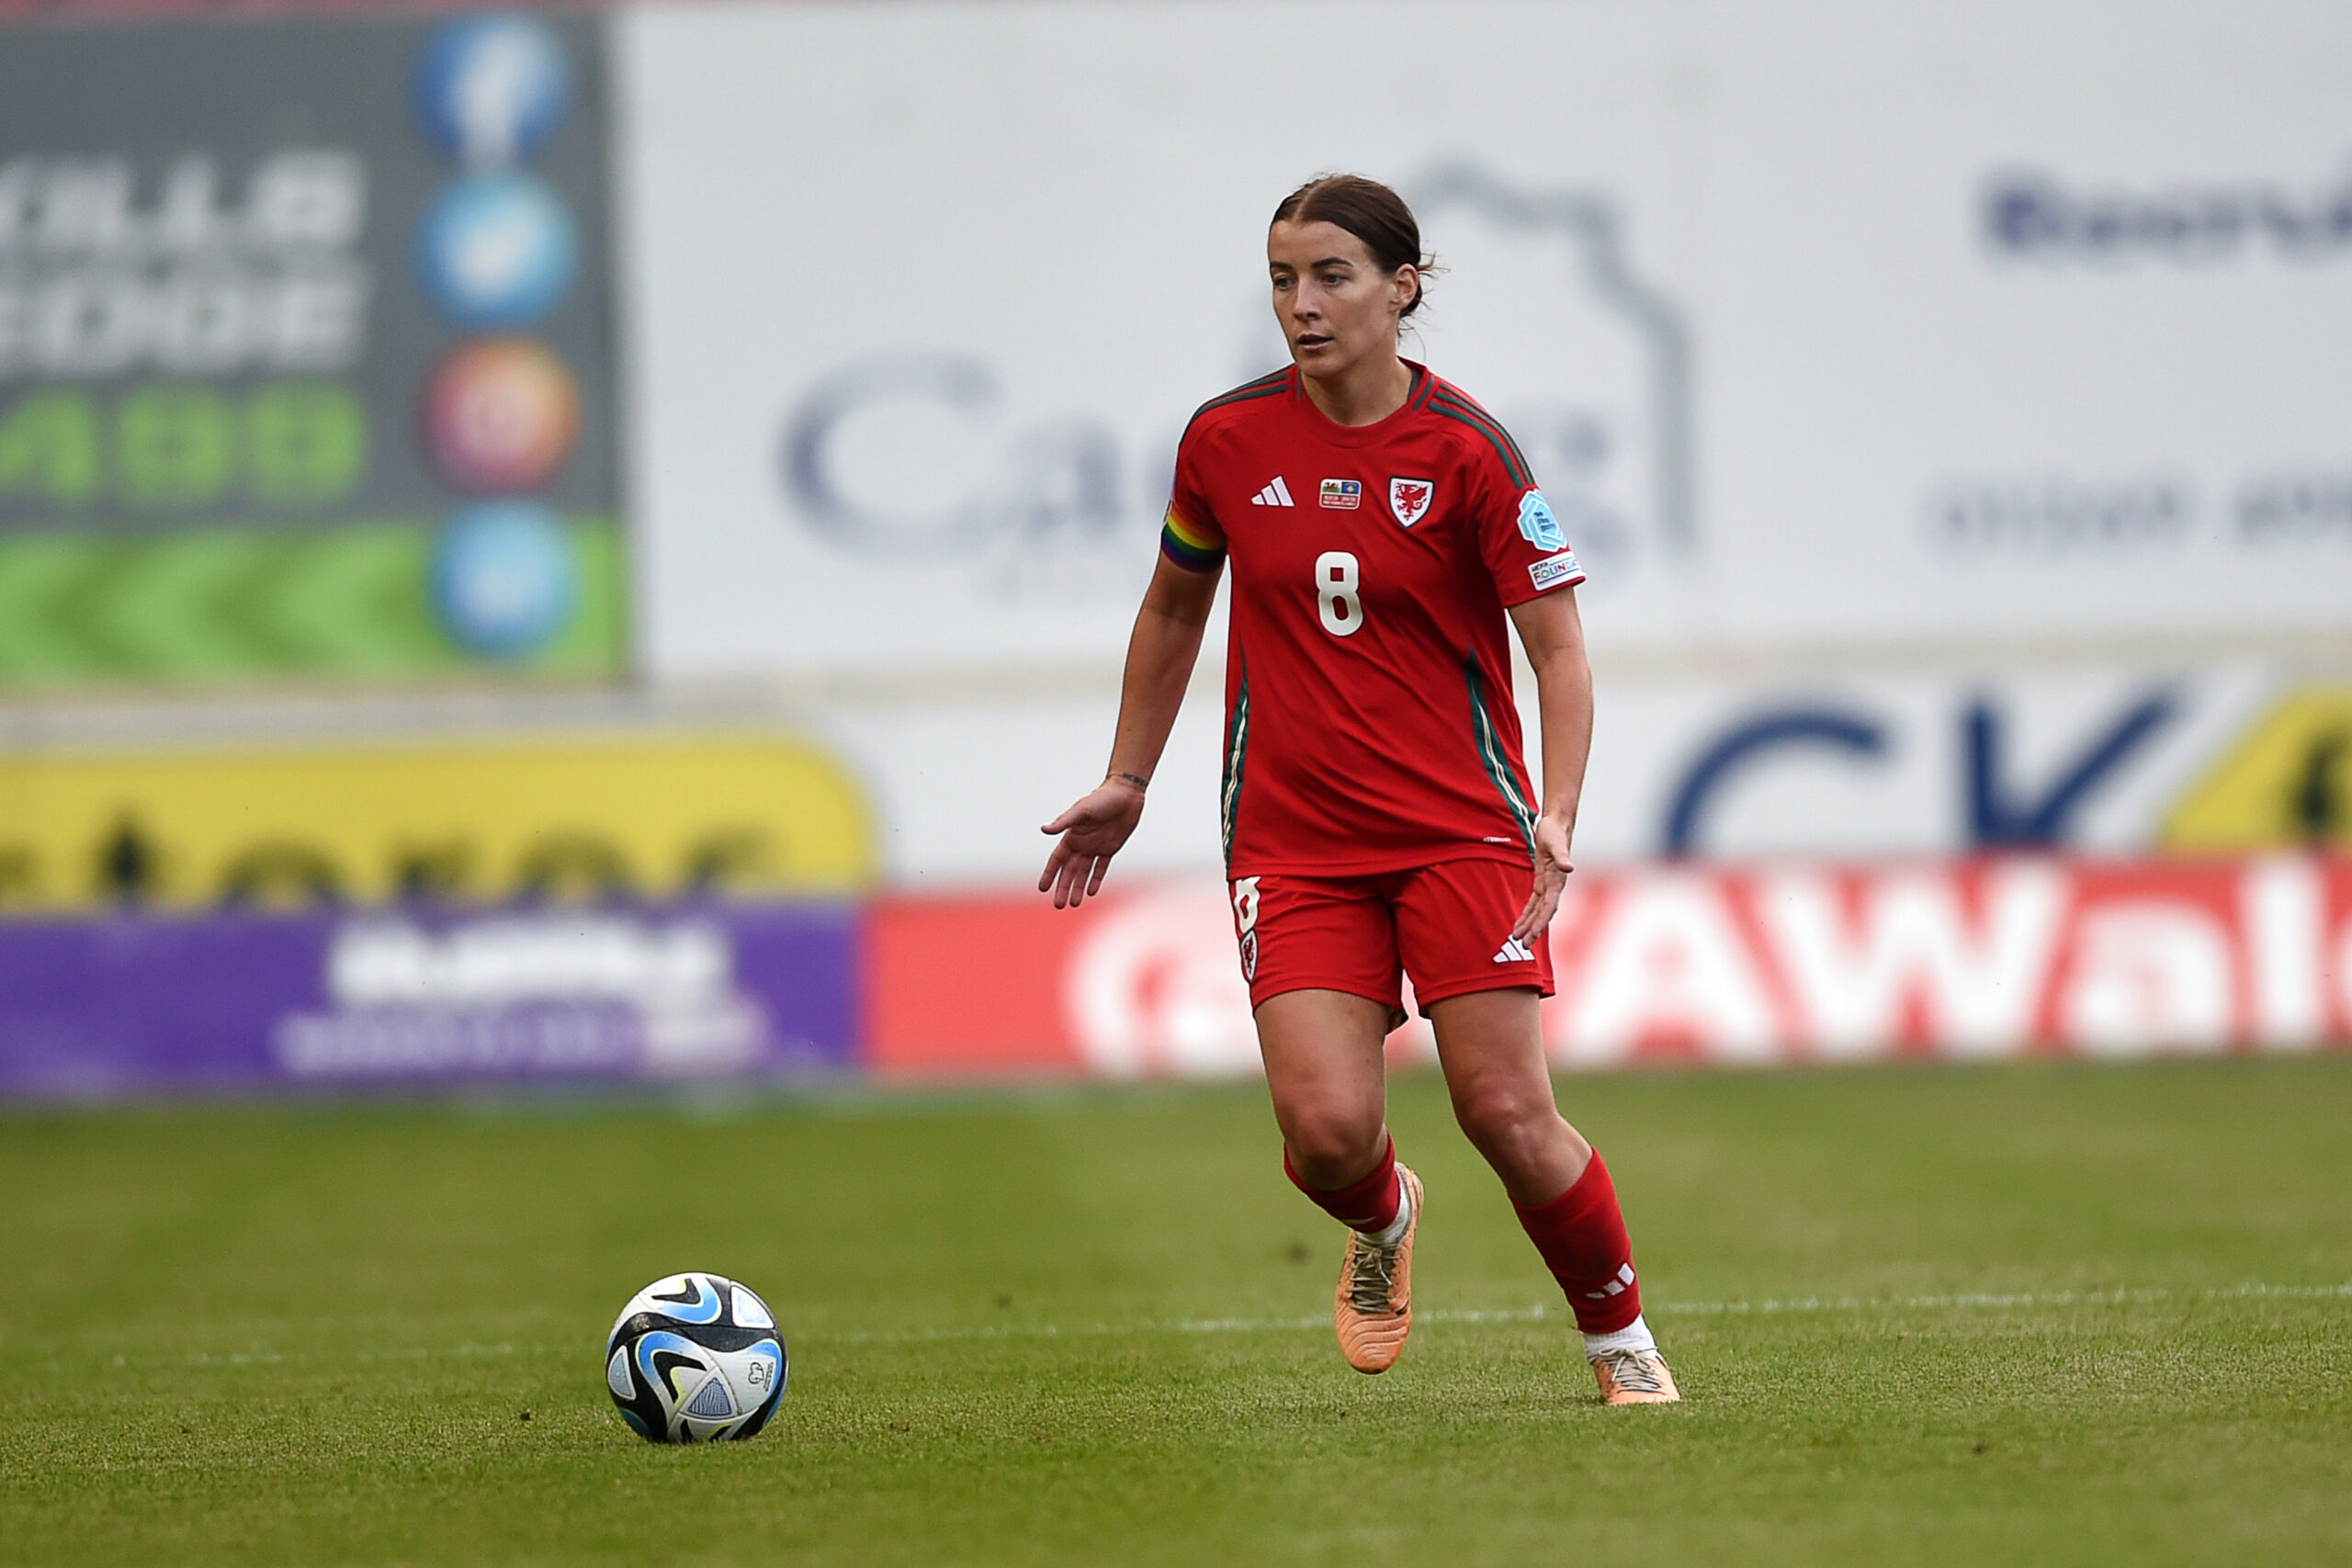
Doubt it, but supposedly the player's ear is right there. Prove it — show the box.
[1391,265,1419,318]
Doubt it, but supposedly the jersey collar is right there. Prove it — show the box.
[1289,360,1435,447]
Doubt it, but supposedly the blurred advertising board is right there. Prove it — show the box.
[0,721,877,1096]
[0,733,876,913]
[617,0,2352,681]
[865,857,2352,1079]
[797,662,2342,892]
[0,904,856,1096]
[1566,666,2352,864]
[0,13,624,687]
[1567,664,2278,864]
[8,851,2346,1097]
[2164,685,2352,852]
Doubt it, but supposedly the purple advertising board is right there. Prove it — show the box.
[0,903,856,1098]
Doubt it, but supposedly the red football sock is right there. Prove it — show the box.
[1512,1148,1643,1334]
[1283,1136,1402,1233]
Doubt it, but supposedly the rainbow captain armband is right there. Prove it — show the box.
[1159,506,1227,571]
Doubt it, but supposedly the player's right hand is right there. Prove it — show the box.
[1509,809,1577,945]
[1037,777,1148,908]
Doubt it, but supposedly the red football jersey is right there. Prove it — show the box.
[1160,362,1586,877]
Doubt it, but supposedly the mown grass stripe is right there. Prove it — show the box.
[8,1056,2348,1564]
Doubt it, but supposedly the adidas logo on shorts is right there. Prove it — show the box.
[1250,477,1295,507]
[1492,937,1536,964]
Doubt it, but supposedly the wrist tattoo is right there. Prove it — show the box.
[1109,771,1149,792]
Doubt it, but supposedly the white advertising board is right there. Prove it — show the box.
[617,0,2352,682]
[804,660,2281,883]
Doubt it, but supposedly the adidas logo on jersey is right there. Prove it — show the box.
[1492,937,1536,964]
[1250,477,1295,507]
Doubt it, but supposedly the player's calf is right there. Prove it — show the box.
[1511,1148,1681,1404]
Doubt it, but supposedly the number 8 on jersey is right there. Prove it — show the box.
[1315,551,1362,637]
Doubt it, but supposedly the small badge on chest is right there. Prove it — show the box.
[1387,477,1435,527]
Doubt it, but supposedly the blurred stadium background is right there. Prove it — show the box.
[6,4,2351,1562]
[0,0,2346,1093]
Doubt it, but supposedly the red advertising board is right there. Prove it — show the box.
[864,857,2352,1079]
[863,892,1094,1078]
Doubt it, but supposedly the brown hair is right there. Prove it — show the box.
[1271,174,1436,319]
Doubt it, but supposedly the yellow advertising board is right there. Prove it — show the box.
[2162,687,2352,852]
[0,733,876,912]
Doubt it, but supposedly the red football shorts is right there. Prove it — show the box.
[1227,858,1555,1017]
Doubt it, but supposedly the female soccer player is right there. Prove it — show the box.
[1039,174,1677,1404]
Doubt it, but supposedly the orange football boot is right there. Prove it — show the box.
[1333,1165,1421,1373]
[1591,1348,1681,1404]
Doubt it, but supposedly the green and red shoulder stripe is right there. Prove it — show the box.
[1427,380,1535,491]
[1180,367,1292,442]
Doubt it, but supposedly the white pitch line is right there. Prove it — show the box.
[1657,1280,2352,1317]
[165,1341,524,1367]
[130,1281,2349,1369]
[814,1307,1546,1346]
[808,1281,2351,1347]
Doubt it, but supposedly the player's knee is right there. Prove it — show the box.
[1451,1083,1551,1165]
[1279,1103,1385,1186]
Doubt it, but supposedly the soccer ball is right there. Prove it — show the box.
[605,1272,788,1443]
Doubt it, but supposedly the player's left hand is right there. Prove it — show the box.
[1510,811,1576,945]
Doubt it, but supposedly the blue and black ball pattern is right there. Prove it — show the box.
[605,1273,787,1444]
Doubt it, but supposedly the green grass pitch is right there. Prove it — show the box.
[5,1056,2349,1566]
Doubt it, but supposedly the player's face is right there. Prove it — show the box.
[1268,220,1417,381]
